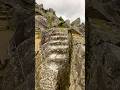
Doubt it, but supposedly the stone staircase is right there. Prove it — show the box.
[35,3,84,90]
[40,28,70,90]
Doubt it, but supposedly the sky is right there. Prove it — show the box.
[36,0,85,23]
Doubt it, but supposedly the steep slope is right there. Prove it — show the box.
[40,28,70,90]
[0,1,35,90]
[86,0,120,90]
[35,4,85,90]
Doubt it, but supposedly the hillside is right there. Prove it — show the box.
[0,1,85,90]
[35,4,85,90]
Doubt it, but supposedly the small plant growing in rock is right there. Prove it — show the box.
[59,16,64,22]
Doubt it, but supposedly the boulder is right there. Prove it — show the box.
[48,8,55,14]
[71,18,81,27]
[64,19,71,28]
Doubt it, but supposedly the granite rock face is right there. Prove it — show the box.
[0,0,35,90]
[86,0,120,90]
[0,1,85,90]
[35,4,85,90]
[71,18,81,27]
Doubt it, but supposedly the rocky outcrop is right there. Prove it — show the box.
[35,3,85,90]
[0,1,85,90]
[86,0,120,90]
[69,32,85,90]
[35,4,85,30]
[0,0,34,90]
[71,18,81,27]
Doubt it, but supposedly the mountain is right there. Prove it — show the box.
[0,1,85,90]
[35,4,85,90]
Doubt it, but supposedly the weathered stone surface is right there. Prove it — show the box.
[86,0,120,90]
[0,0,35,90]
[39,4,43,9]
[62,20,71,28]
[71,18,81,27]
[35,15,48,31]
[48,8,55,14]
[35,3,85,90]
[0,1,85,90]
[40,28,70,90]
[69,33,85,90]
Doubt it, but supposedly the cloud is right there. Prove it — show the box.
[36,0,85,23]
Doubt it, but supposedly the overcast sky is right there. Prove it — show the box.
[36,0,85,23]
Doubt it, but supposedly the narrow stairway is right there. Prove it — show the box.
[40,28,70,90]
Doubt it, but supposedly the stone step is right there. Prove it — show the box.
[50,33,67,36]
[43,49,68,58]
[50,36,68,40]
[49,41,68,46]
[48,40,68,44]
[50,30,67,33]
[53,32,68,35]
[48,45,69,50]
[51,35,68,38]
[47,53,68,60]
[50,34,68,38]
[49,49,68,54]
[46,58,69,64]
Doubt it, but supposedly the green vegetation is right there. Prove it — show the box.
[58,17,66,28]
[59,16,64,22]
[58,21,65,27]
